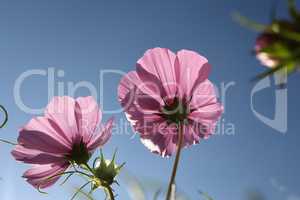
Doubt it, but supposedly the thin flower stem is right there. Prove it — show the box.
[46,170,92,182]
[70,162,92,178]
[104,184,115,200]
[83,163,95,175]
[37,171,92,194]
[60,173,74,186]
[71,181,92,200]
[0,138,17,146]
[166,122,184,200]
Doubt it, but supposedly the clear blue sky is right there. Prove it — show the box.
[0,0,299,200]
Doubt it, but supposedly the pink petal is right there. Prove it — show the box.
[136,47,177,98]
[75,96,102,143]
[18,117,72,154]
[188,105,222,137]
[24,163,69,189]
[134,115,165,136]
[135,90,162,112]
[189,120,217,139]
[141,134,177,157]
[163,134,177,157]
[189,103,223,122]
[12,145,65,164]
[87,117,114,151]
[118,71,140,100]
[22,116,71,147]
[189,80,218,109]
[118,71,163,107]
[188,80,223,138]
[120,92,164,134]
[174,49,210,98]
[120,81,165,135]
[45,96,78,143]
[140,122,178,157]
[183,124,201,146]
[118,72,165,136]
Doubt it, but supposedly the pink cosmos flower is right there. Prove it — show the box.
[12,96,113,189]
[118,48,223,157]
[255,33,280,68]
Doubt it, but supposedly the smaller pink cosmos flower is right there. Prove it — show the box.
[12,96,113,189]
[118,47,223,157]
[255,33,280,68]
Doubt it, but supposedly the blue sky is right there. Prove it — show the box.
[0,0,299,200]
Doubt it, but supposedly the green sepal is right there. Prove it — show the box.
[260,42,291,59]
[288,0,300,23]
[232,12,267,32]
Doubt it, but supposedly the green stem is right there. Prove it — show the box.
[0,138,17,146]
[71,181,92,200]
[83,163,95,175]
[83,162,115,200]
[104,184,115,200]
[166,122,184,200]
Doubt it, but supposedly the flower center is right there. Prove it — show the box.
[66,139,90,165]
[161,97,189,124]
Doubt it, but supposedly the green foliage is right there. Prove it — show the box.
[199,191,214,200]
[232,12,267,32]
[288,0,300,23]
[119,171,191,200]
[234,0,300,81]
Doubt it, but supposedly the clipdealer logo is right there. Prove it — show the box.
[250,72,288,133]
[13,67,288,134]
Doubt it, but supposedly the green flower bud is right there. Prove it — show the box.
[92,150,125,188]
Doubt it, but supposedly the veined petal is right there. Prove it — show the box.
[140,122,178,157]
[183,124,201,146]
[189,111,221,137]
[12,145,65,164]
[18,117,72,154]
[75,96,102,143]
[175,49,210,98]
[45,96,78,143]
[118,71,163,107]
[87,117,114,151]
[136,47,177,98]
[189,80,218,109]
[22,117,71,147]
[24,163,69,189]
[189,103,223,121]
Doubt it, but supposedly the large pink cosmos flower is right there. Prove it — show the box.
[118,48,223,157]
[12,96,113,189]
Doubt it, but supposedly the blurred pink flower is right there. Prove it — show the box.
[118,47,223,157]
[12,96,113,189]
[255,33,280,68]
